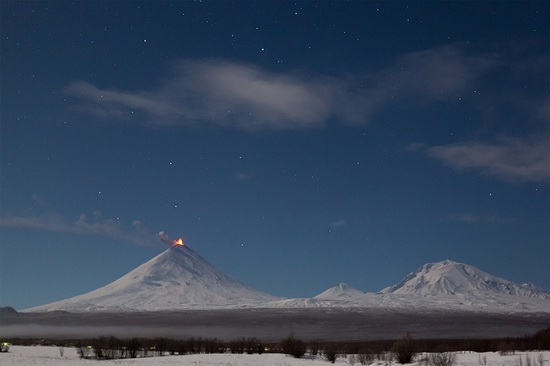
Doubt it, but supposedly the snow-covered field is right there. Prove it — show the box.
[0,346,548,366]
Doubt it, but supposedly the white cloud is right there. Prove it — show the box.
[66,60,366,130]
[425,136,550,182]
[0,213,157,247]
[65,45,490,130]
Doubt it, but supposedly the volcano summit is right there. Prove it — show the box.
[25,244,280,312]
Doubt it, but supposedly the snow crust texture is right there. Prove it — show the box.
[24,249,550,314]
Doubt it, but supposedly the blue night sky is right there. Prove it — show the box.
[1,1,549,310]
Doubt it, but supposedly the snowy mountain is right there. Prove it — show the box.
[25,244,280,312]
[380,260,550,299]
[314,283,366,300]
[270,260,550,313]
[23,253,550,314]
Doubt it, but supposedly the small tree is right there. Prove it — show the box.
[91,337,105,359]
[280,334,306,359]
[76,342,91,359]
[127,338,141,358]
[391,333,417,364]
[229,338,246,354]
[324,344,338,363]
[154,337,169,356]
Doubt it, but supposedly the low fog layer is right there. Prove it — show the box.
[2,309,549,341]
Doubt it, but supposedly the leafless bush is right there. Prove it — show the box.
[280,334,306,359]
[427,352,457,366]
[324,345,337,363]
[391,333,417,364]
[479,354,487,366]
[517,354,540,366]
[76,342,91,359]
[357,349,376,365]
[386,351,394,366]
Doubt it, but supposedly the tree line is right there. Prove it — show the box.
[2,326,548,362]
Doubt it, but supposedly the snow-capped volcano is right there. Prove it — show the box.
[380,259,550,299]
[270,260,550,313]
[25,245,280,312]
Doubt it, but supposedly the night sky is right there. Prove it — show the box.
[1,1,549,310]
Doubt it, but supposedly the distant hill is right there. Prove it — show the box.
[0,306,18,316]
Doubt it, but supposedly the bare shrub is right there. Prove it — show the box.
[427,352,457,366]
[91,337,105,359]
[76,342,91,359]
[127,338,141,358]
[280,334,306,359]
[479,354,487,366]
[324,344,337,363]
[357,349,375,365]
[229,338,246,354]
[518,355,524,366]
[392,333,417,364]
[386,351,394,366]
[517,354,539,366]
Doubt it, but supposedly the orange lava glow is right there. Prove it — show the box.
[173,238,184,246]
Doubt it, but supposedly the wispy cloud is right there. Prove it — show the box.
[234,172,254,182]
[65,45,490,130]
[446,213,516,224]
[329,219,347,228]
[0,215,84,235]
[424,136,550,183]
[372,45,494,101]
[0,212,157,247]
[65,60,361,130]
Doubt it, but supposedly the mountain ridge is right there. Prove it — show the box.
[22,249,550,313]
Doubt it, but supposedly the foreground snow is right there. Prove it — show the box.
[1,346,548,366]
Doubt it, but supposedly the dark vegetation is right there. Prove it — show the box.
[280,334,306,358]
[391,332,417,364]
[3,327,548,360]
